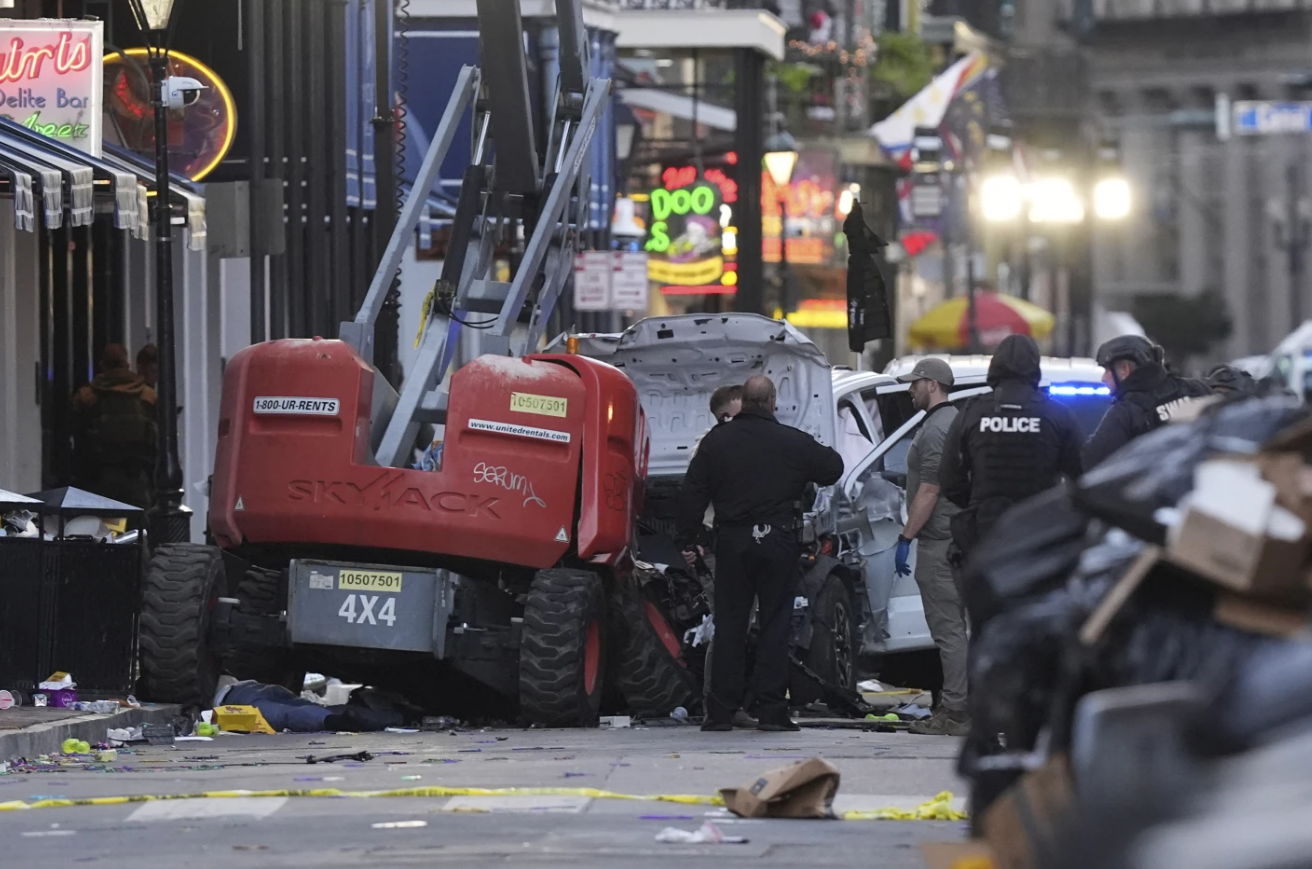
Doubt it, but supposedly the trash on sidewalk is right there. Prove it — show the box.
[304,751,374,765]
[654,821,747,845]
[214,705,276,734]
[39,673,78,709]
[857,679,885,693]
[0,690,19,710]
[719,757,840,819]
[61,739,91,755]
[599,715,631,729]
[142,724,176,746]
[39,673,74,691]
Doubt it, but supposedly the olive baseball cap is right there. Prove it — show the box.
[896,358,955,387]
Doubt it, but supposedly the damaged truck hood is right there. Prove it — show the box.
[549,315,836,477]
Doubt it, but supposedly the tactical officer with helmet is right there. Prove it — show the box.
[1082,335,1213,470]
[939,334,1084,559]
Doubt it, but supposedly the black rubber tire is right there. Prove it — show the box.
[138,543,225,707]
[611,589,697,719]
[791,573,858,706]
[519,569,607,727]
[223,568,304,692]
[806,573,858,691]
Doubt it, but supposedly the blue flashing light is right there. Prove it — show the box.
[1048,384,1111,397]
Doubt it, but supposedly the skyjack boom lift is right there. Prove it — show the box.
[134,0,701,727]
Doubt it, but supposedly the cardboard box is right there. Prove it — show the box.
[982,756,1075,869]
[719,757,840,819]
[1166,458,1311,599]
[921,841,996,869]
[1214,592,1311,637]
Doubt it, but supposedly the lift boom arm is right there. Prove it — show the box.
[340,0,609,469]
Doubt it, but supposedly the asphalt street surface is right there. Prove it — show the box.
[1,725,965,867]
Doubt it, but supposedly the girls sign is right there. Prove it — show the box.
[0,20,103,156]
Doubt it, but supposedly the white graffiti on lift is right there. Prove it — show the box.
[472,462,547,509]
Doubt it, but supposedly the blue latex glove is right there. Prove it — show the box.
[894,537,913,577]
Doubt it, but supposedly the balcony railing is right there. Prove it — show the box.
[618,0,776,9]
[1062,0,1311,20]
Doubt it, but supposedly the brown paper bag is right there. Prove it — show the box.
[719,757,841,819]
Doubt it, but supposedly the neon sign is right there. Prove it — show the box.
[0,21,102,155]
[0,32,92,82]
[644,169,726,287]
[104,48,237,181]
[646,184,717,254]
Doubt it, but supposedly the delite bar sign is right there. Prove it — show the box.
[0,20,104,156]
[253,396,341,415]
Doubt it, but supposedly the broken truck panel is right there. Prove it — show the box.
[552,314,838,478]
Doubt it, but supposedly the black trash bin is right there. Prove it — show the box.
[0,488,146,695]
[0,489,49,692]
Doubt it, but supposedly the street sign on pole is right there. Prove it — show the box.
[610,251,649,311]
[573,251,611,311]
[1232,101,1312,136]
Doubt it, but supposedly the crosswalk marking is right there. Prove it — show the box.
[128,797,288,822]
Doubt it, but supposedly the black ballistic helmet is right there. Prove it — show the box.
[1096,335,1160,369]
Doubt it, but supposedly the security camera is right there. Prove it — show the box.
[164,76,207,111]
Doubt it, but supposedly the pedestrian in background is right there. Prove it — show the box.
[679,374,843,732]
[893,359,968,736]
[709,384,743,426]
[71,344,158,509]
[1083,335,1213,469]
[136,343,158,389]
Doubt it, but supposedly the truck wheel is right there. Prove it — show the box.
[138,544,225,707]
[520,569,607,727]
[611,590,697,719]
[223,567,304,692]
[804,573,858,692]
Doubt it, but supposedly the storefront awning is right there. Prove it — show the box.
[618,88,736,132]
[0,118,205,250]
[101,145,207,251]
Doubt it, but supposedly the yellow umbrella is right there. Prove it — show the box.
[908,292,1055,350]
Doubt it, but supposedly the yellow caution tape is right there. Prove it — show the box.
[414,289,436,349]
[842,791,967,821]
[0,785,965,820]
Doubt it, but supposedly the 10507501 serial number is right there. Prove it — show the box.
[338,570,403,592]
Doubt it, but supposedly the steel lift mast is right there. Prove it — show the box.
[340,0,608,468]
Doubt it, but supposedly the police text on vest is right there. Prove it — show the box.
[980,416,1042,433]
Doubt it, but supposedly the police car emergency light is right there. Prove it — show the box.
[1048,384,1111,396]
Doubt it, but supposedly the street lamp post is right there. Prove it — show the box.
[764,134,799,319]
[128,0,192,543]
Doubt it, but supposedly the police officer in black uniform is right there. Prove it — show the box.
[679,374,844,732]
[940,334,1084,559]
[1082,335,1213,469]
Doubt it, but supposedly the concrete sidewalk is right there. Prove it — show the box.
[0,704,181,760]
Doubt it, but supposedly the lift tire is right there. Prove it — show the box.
[611,589,697,720]
[223,568,305,692]
[520,569,607,727]
[138,543,225,707]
